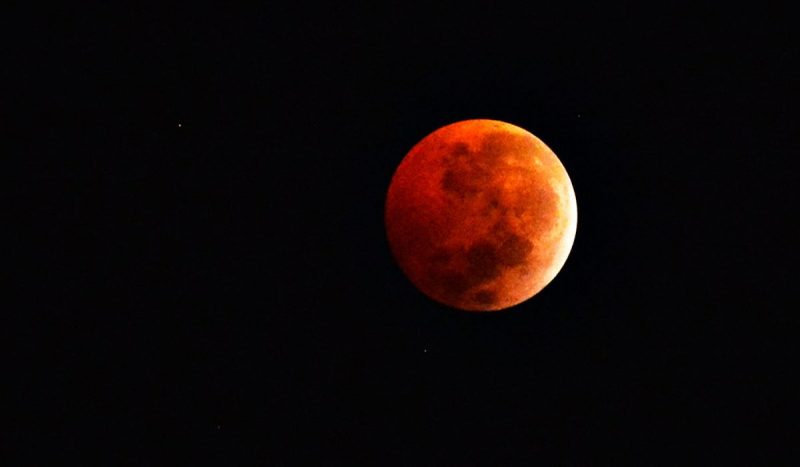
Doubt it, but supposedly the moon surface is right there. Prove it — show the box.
[384,119,577,312]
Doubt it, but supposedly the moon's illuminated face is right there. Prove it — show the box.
[384,119,577,311]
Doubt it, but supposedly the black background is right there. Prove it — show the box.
[10,3,798,465]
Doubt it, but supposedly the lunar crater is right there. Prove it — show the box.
[441,168,484,196]
[473,289,498,306]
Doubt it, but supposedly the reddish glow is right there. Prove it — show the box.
[385,119,577,311]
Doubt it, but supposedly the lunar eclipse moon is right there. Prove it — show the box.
[385,119,577,311]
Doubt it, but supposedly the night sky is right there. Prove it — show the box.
[11,3,797,465]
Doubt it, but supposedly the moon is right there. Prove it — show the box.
[384,119,577,312]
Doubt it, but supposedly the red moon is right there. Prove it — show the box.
[384,119,577,312]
